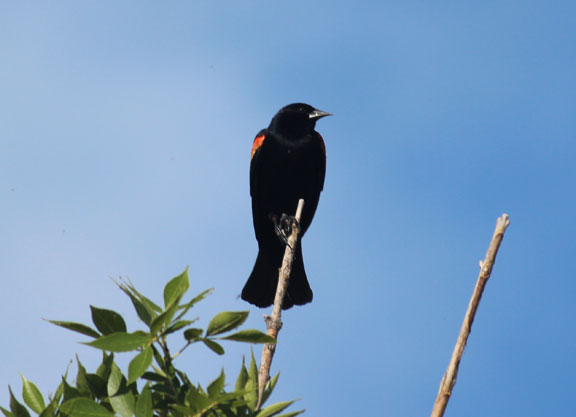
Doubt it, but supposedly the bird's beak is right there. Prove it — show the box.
[309,109,332,120]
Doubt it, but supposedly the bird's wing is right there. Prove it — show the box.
[250,129,267,197]
[316,132,327,191]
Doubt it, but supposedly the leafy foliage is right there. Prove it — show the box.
[4,269,303,417]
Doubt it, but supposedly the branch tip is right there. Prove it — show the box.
[497,213,510,229]
[430,214,510,417]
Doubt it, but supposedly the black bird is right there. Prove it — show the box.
[242,103,330,309]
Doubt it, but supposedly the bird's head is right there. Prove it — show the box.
[269,103,331,137]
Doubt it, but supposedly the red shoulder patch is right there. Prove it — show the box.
[251,134,266,159]
[317,132,326,154]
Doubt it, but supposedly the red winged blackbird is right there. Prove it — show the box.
[242,103,330,309]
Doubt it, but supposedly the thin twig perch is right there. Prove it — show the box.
[257,198,305,408]
[431,213,510,417]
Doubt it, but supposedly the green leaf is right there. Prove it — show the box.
[207,369,225,399]
[96,352,114,380]
[0,406,14,417]
[186,386,211,411]
[116,279,162,312]
[110,391,136,417]
[128,346,153,384]
[261,372,280,406]
[47,321,100,338]
[163,319,196,336]
[20,375,45,414]
[117,283,153,325]
[235,357,248,391]
[255,400,295,417]
[245,350,259,410]
[84,374,107,399]
[84,332,150,352]
[9,387,30,417]
[170,405,197,415]
[217,391,250,408]
[206,311,249,337]
[183,328,203,342]
[275,411,305,417]
[61,378,81,402]
[60,398,114,417]
[38,402,55,417]
[75,357,90,396]
[148,384,171,395]
[175,369,191,387]
[141,372,166,382]
[107,364,135,417]
[41,386,64,417]
[134,385,152,417]
[202,339,224,355]
[90,306,127,335]
[221,329,276,344]
[163,268,189,308]
[53,378,65,404]
[149,301,180,336]
[107,363,122,396]
[115,279,162,327]
[150,345,164,372]
[173,288,214,322]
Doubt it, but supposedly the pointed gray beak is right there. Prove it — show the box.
[308,109,332,120]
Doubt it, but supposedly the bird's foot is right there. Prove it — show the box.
[273,214,300,247]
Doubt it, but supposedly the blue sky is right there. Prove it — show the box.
[1,1,575,416]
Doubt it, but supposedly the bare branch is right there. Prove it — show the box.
[257,199,305,408]
[431,214,510,417]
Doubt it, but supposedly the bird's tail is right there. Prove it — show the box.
[242,242,313,310]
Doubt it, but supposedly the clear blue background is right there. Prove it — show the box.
[1,2,575,416]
